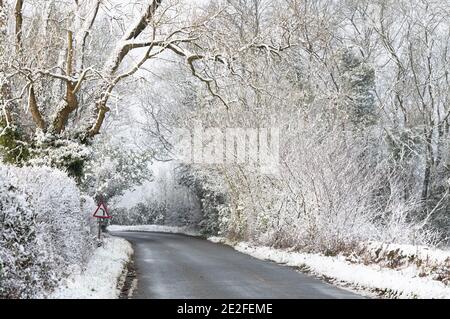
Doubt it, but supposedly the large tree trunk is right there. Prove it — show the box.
[89,101,110,137]
[52,31,79,134]
[28,85,46,131]
[14,0,23,53]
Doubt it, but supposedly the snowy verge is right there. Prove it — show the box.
[209,237,450,299]
[353,242,450,284]
[107,225,201,237]
[49,236,133,299]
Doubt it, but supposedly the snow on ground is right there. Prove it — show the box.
[356,241,450,267]
[50,236,133,299]
[107,225,201,237]
[210,237,450,299]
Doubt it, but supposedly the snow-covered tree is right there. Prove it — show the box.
[82,140,153,202]
[0,0,291,173]
[338,49,376,127]
[141,0,449,252]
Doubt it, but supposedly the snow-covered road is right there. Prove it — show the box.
[110,231,363,299]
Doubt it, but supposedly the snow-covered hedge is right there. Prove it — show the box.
[0,165,96,298]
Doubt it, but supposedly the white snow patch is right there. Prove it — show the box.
[359,241,450,265]
[208,236,225,244]
[50,237,133,299]
[107,225,201,237]
[210,238,450,299]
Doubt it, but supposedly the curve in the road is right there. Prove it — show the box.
[112,231,363,299]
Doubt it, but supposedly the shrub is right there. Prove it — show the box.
[0,180,51,298]
[0,165,96,298]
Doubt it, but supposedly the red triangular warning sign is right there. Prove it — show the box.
[93,202,112,219]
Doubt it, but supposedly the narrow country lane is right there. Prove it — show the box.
[111,231,363,299]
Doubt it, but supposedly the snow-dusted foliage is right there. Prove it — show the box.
[176,129,439,255]
[29,132,91,179]
[176,166,230,236]
[337,49,376,126]
[113,201,167,226]
[110,162,203,228]
[0,174,51,298]
[162,72,440,254]
[81,139,153,201]
[0,165,96,298]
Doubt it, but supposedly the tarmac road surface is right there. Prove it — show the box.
[112,231,363,299]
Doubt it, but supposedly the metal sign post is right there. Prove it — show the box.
[98,219,102,240]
